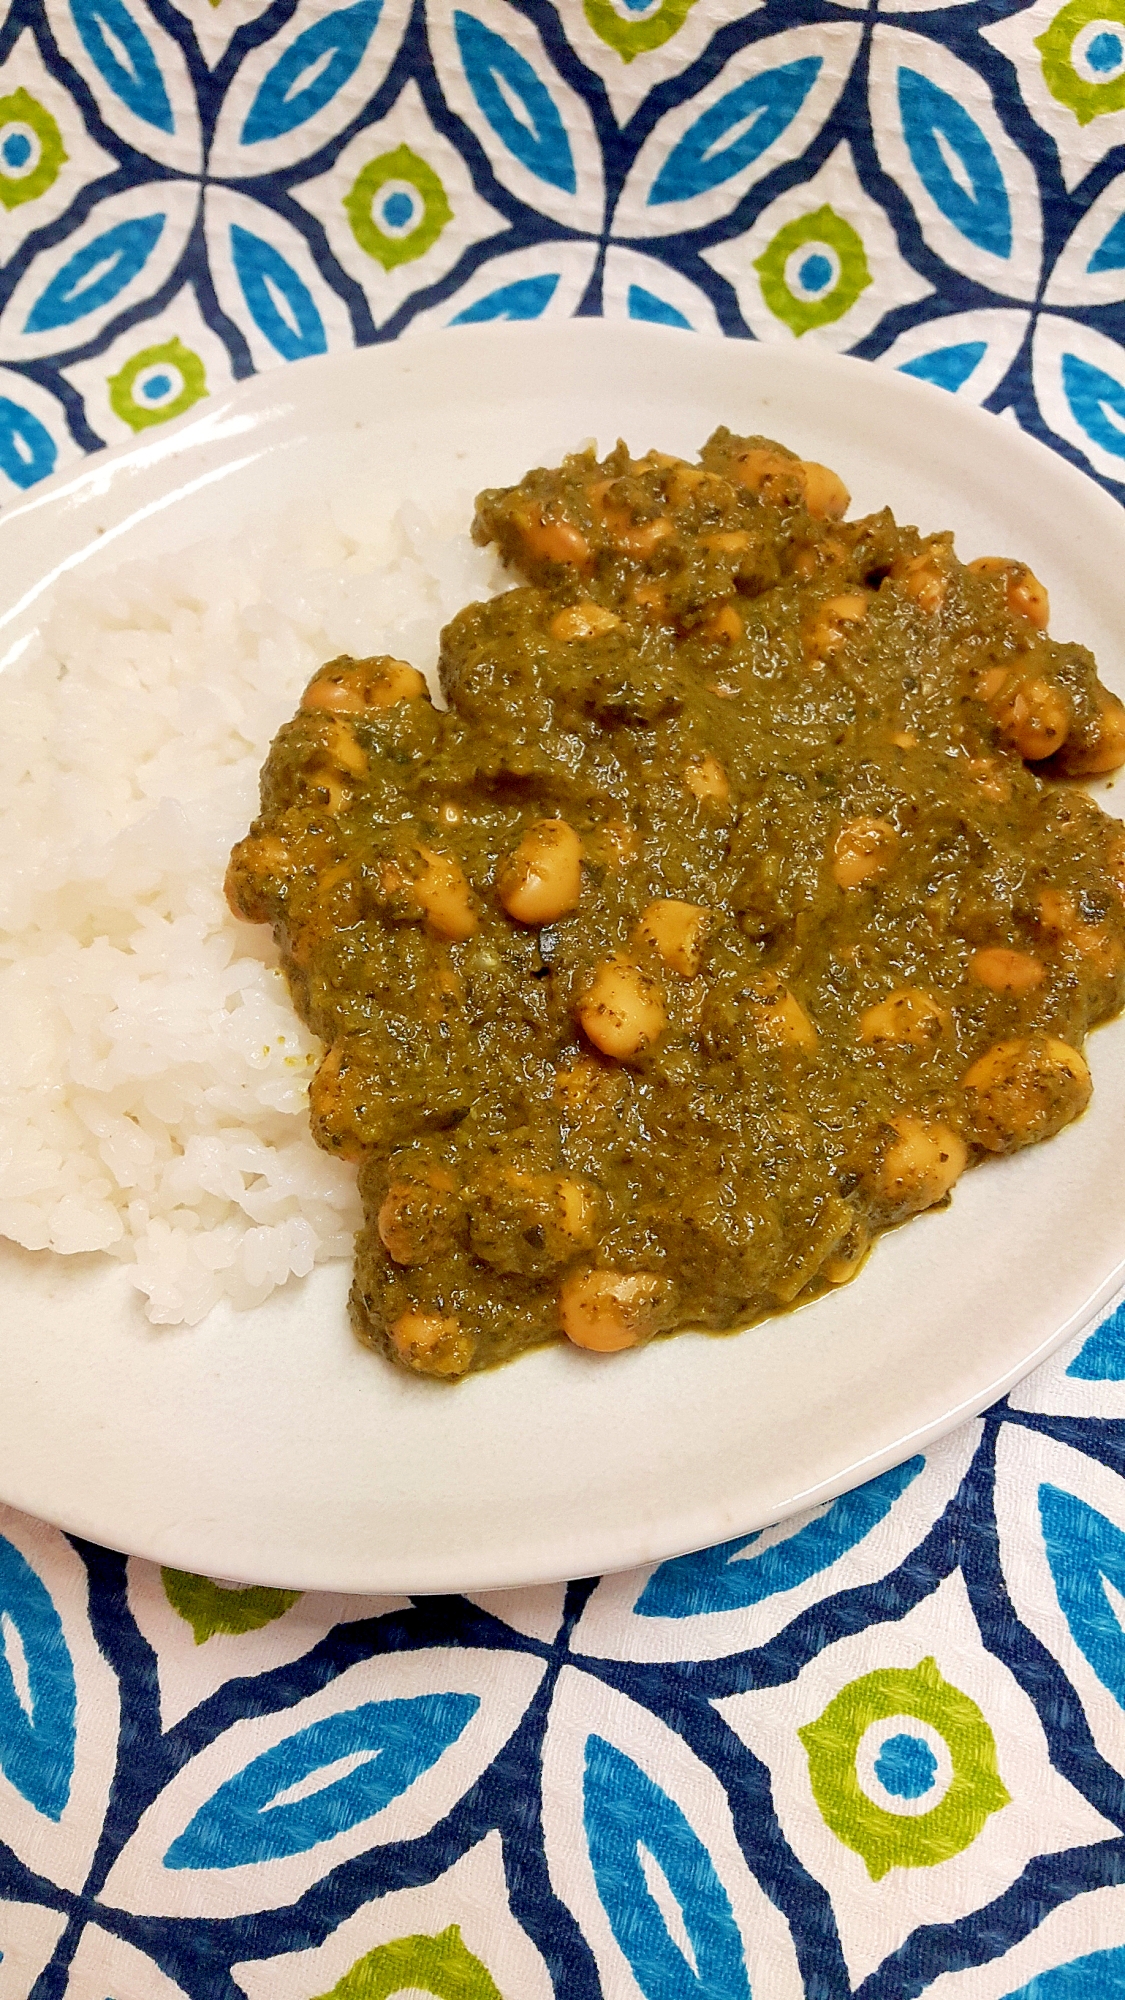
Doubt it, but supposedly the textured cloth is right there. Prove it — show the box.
[5,1303,1125,1997]
[4,1,1125,1993]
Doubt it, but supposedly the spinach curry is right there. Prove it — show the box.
[226,432,1125,1380]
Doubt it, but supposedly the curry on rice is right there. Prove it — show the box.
[226,431,1125,1379]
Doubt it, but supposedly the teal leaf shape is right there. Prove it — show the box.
[627,284,690,327]
[1068,1298,1125,1378]
[454,13,576,194]
[898,339,986,392]
[229,225,327,361]
[69,0,173,133]
[451,272,559,322]
[0,397,57,489]
[1040,1482,1125,1704]
[163,1693,479,1869]
[898,67,1011,258]
[1003,1941,1125,1997]
[240,0,383,146]
[1088,211,1125,274]
[23,214,165,335]
[1062,349,1125,463]
[583,1736,750,1997]
[0,1536,76,1822]
[635,1455,924,1617]
[649,58,821,206]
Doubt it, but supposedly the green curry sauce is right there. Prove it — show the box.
[227,432,1125,1379]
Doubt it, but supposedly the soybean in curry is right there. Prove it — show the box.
[226,431,1125,1379]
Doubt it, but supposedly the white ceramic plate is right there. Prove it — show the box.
[2,322,1124,1595]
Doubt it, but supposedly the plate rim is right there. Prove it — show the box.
[2,318,1123,1593]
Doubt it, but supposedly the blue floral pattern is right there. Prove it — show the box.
[2,0,1125,481]
[6,0,1125,1990]
[6,1298,1125,1993]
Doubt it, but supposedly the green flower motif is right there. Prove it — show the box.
[314,1926,501,1999]
[344,143,452,271]
[161,1567,300,1644]
[1036,0,1125,123]
[107,339,208,433]
[0,89,68,211]
[798,1657,1010,1880]
[754,205,871,337]
[583,0,699,62]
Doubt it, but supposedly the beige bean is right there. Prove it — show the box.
[550,601,622,642]
[388,1311,474,1378]
[801,460,850,520]
[807,591,869,659]
[969,947,1044,995]
[668,466,733,509]
[514,507,590,569]
[1039,889,1122,973]
[683,754,730,804]
[821,1221,871,1286]
[470,1167,599,1273]
[308,1043,366,1161]
[992,676,1070,761]
[377,1167,456,1266]
[307,765,352,814]
[859,988,951,1047]
[224,833,294,921]
[705,603,743,644]
[1038,888,1074,936]
[322,719,367,777]
[618,516,675,557]
[874,1116,967,1213]
[498,1170,596,1245]
[963,1035,1091,1152]
[497,818,582,925]
[554,1058,598,1112]
[588,479,676,557]
[412,846,477,940]
[793,533,846,582]
[637,899,710,977]
[556,1177,598,1244]
[559,1268,669,1352]
[821,590,870,622]
[577,958,665,1061]
[1054,694,1125,777]
[702,531,752,554]
[897,547,946,613]
[746,975,817,1052]
[832,816,899,889]
[967,557,1050,629]
[303,674,362,713]
[632,580,669,617]
[301,657,426,713]
[728,446,804,503]
[1006,567,1050,628]
[975,666,1009,703]
[239,832,293,876]
[554,1055,622,1118]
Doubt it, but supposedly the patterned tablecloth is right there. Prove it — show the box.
[5,0,1125,1993]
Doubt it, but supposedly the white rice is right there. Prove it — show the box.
[0,494,508,1325]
